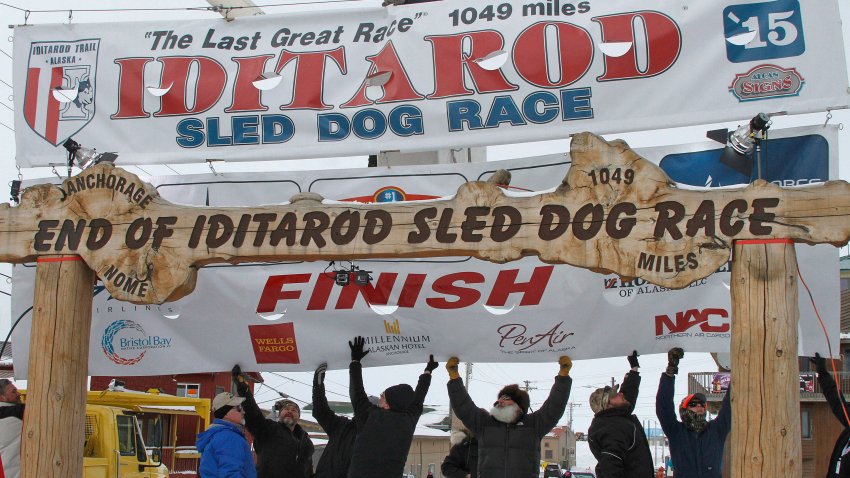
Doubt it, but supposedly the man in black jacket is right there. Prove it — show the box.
[446,355,572,478]
[233,366,314,478]
[813,353,850,478]
[347,336,436,478]
[312,362,360,478]
[441,429,478,478]
[588,351,653,478]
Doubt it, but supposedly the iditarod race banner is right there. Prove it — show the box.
[10,125,840,376]
[12,0,850,167]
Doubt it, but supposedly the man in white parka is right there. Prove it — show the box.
[0,379,23,478]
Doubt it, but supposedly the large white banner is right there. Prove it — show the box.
[10,126,840,376]
[12,0,849,167]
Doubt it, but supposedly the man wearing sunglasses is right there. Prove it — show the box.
[588,351,653,477]
[655,348,731,478]
[197,392,256,478]
[445,354,573,477]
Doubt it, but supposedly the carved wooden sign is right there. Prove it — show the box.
[2,132,848,304]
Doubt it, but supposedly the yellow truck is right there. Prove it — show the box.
[23,388,210,477]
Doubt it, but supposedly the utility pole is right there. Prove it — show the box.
[465,362,473,389]
[611,376,616,388]
[522,380,538,392]
[567,402,581,431]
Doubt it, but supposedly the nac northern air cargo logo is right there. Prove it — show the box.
[24,39,100,146]
[655,308,730,339]
[101,319,172,365]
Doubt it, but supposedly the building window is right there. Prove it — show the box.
[545,450,553,459]
[215,385,225,396]
[176,383,200,398]
[801,408,812,439]
[545,441,550,448]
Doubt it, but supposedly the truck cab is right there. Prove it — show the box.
[83,403,169,478]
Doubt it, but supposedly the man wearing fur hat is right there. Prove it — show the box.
[441,427,478,478]
[656,348,731,478]
[588,351,653,477]
[445,355,572,477]
[233,365,314,478]
[347,336,437,478]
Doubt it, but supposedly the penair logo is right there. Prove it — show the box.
[24,39,100,145]
[342,186,439,204]
[729,64,804,102]
[101,319,172,365]
[496,321,575,354]
[602,276,707,306]
[248,323,300,364]
[363,320,431,357]
[655,308,731,339]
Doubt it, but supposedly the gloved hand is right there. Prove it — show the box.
[558,356,572,376]
[627,350,640,369]
[349,336,369,362]
[446,357,460,380]
[314,363,327,387]
[811,353,828,375]
[666,347,684,376]
[382,0,405,5]
[425,355,438,373]
[232,364,249,394]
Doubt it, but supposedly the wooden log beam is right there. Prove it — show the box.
[0,133,848,304]
[21,256,94,478]
[730,240,801,477]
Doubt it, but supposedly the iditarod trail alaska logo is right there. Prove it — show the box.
[23,39,100,146]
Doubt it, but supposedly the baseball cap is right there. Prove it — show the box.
[212,392,245,412]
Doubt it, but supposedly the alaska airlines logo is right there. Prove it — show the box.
[101,319,172,365]
[342,186,439,203]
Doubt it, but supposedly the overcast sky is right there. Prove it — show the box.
[0,0,848,435]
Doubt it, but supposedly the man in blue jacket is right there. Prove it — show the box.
[656,348,731,478]
[197,392,256,478]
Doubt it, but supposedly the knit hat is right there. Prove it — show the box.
[275,399,300,414]
[384,384,415,411]
[589,385,619,414]
[496,384,530,415]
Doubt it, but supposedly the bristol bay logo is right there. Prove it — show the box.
[101,319,172,365]
[496,321,575,355]
[23,39,100,145]
[729,64,804,102]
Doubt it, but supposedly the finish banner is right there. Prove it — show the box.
[12,0,850,166]
[11,126,840,375]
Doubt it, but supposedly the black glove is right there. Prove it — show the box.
[349,336,369,362]
[314,363,327,387]
[811,353,828,374]
[666,347,684,376]
[627,350,640,369]
[425,355,438,373]
[232,364,249,394]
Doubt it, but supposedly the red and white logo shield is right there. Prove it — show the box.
[23,39,100,146]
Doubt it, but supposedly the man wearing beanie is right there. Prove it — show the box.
[588,351,653,478]
[232,365,314,478]
[656,348,731,478]
[445,354,572,477]
[196,392,256,478]
[347,336,437,478]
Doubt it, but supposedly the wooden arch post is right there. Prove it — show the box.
[730,239,801,476]
[4,132,850,476]
[22,256,95,478]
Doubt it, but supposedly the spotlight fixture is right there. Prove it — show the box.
[354,268,372,286]
[708,113,771,178]
[62,138,119,177]
[335,270,350,286]
[9,180,21,204]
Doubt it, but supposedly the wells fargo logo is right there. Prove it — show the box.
[248,322,300,364]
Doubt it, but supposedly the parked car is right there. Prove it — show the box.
[543,463,562,477]
[570,471,596,478]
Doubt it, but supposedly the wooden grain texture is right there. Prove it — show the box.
[21,257,94,478]
[730,241,801,478]
[0,133,848,304]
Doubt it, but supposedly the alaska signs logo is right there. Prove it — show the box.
[6,132,850,305]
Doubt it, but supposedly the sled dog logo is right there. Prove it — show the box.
[23,39,101,145]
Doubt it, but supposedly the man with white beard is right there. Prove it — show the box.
[446,356,573,477]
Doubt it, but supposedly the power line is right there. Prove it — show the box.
[266,370,348,399]
[0,48,10,60]
[0,78,11,89]
[0,101,12,111]
[0,120,13,132]
[0,1,366,15]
